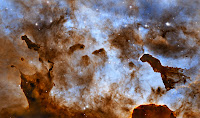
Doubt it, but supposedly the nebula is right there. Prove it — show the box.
[0,0,199,118]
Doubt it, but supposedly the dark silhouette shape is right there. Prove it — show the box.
[140,54,189,91]
[132,104,176,118]
[21,35,40,51]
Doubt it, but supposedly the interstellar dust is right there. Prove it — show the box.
[0,0,200,118]
[132,104,176,118]
[140,54,190,91]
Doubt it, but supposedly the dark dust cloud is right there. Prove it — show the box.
[0,0,199,118]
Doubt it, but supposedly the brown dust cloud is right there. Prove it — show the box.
[0,0,199,118]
